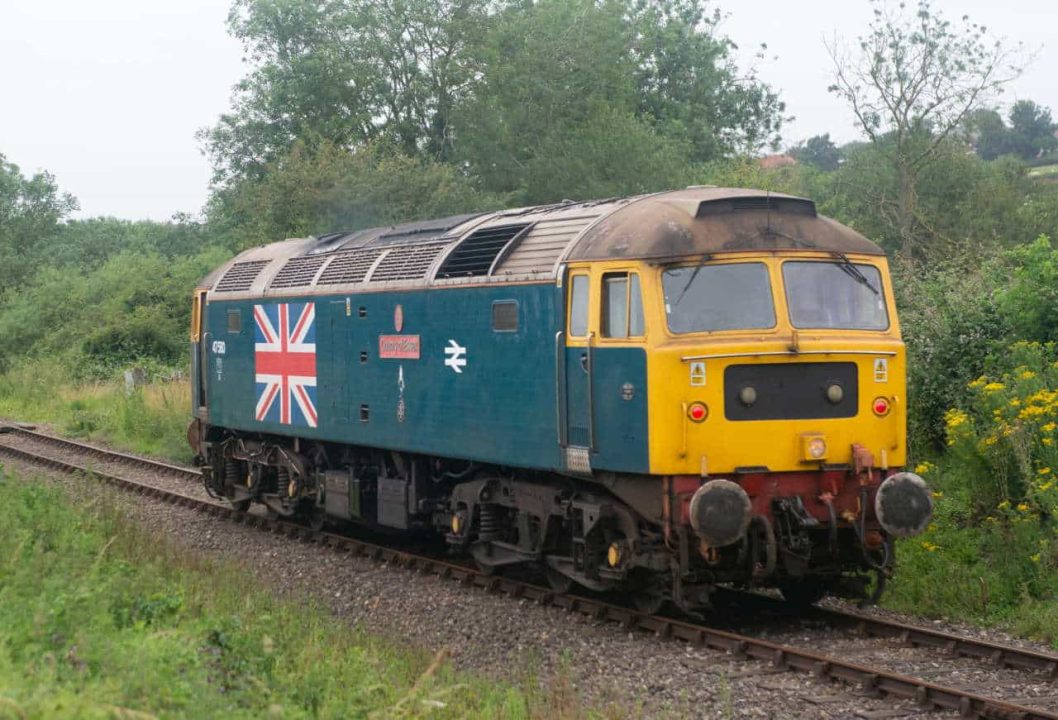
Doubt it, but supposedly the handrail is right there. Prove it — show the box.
[680,349,898,362]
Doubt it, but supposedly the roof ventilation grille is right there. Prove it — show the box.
[438,224,530,278]
[369,242,448,282]
[215,260,270,293]
[270,255,329,288]
[698,197,816,217]
[316,248,384,285]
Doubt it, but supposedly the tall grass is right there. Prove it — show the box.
[0,359,192,462]
[0,469,597,719]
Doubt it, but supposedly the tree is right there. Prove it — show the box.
[1007,100,1058,160]
[966,101,1058,161]
[202,0,490,184]
[826,0,1025,259]
[964,107,1009,160]
[0,153,77,293]
[789,134,840,171]
[452,0,701,201]
[203,0,787,200]
[629,0,786,162]
[209,140,501,248]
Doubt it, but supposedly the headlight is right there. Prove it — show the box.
[801,434,828,461]
[738,385,758,406]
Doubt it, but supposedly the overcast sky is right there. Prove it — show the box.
[1,0,1055,221]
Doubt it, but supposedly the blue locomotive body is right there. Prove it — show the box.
[199,282,649,475]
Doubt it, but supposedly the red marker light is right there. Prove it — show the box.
[872,397,891,416]
[687,402,708,423]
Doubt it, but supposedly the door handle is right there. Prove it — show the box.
[580,353,589,373]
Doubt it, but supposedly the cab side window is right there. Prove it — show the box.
[569,275,590,337]
[601,272,645,338]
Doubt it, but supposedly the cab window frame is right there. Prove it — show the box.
[600,271,646,340]
[780,259,891,332]
[661,260,779,335]
[567,273,591,338]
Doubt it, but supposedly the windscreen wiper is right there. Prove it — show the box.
[672,254,712,307]
[832,252,879,296]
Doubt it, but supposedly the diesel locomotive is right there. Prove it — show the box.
[188,187,933,612]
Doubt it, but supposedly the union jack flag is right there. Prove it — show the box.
[254,302,317,428]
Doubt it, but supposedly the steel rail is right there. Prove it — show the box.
[815,604,1058,677]
[0,424,199,481]
[719,588,1058,678]
[1,436,1057,719]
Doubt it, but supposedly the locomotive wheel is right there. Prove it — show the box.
[778,579,828,607]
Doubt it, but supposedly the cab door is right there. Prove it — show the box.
[190,289,208,415]
[591,270,649,473]
[562,267,650,474]
[564,273,593,455]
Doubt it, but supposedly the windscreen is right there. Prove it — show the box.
[783,261,888,330]
[662,263,775,333]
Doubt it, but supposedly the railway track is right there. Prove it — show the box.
[2,424,1058,719]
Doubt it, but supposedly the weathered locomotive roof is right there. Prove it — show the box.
[204,188,883,298]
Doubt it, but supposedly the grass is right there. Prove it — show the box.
[0,467,601,719]
[0,360,192,463]
[1029,163,1058,185]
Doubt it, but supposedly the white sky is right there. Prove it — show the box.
[0,0,1055,221]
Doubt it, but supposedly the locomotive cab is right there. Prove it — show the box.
[556,196,931,608]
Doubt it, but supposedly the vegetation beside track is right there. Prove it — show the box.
[886,339,1058,643]
[0,361,192,463]
[0,469,597,719]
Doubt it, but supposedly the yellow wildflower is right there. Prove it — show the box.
[944,409,969,429]
[931,491,944,499]
[1017,502,1031,512]
[983,436,998,447]
[1045,438,1055,447]
[1021,370,1037,380]
[1043,422,1057,433]
[914,461,934,475]
[1041,468,1052,475]
[998,500,1011,510]
[1031,553,1042,563]
[1010,398,1022,407]
[984,382,1006,393]
[968,376,986,389]
[1040,481,1054,492]
[920,541,940,552]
